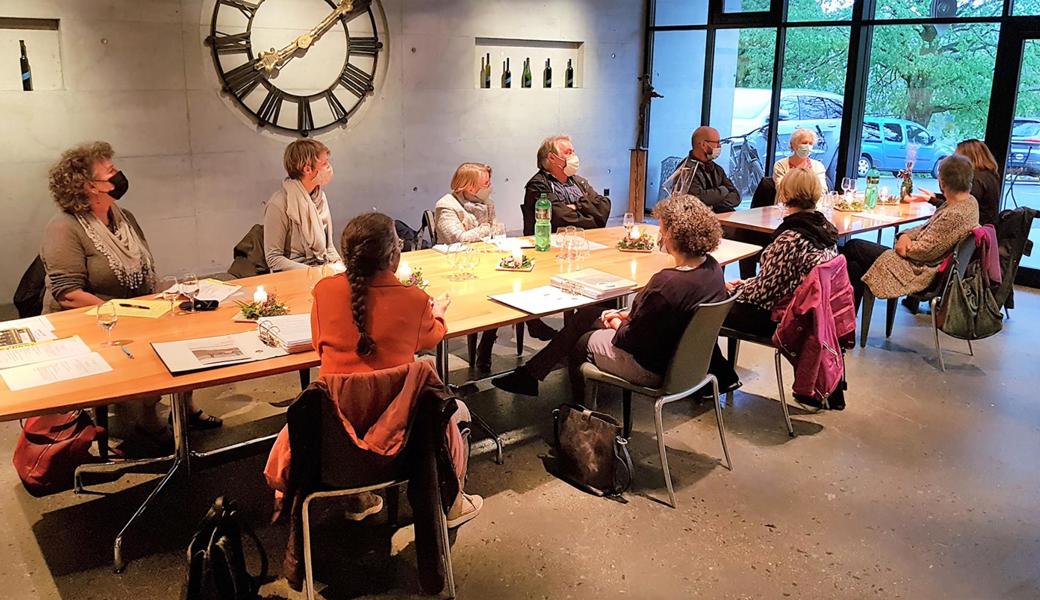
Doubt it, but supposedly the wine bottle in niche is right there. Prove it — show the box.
[479,55,486,88]
[483,52,492,89]
[19,40,32,92]
[565,59,574,88]
[521,58,532,88]
[543,58,552,88]
[502,58,511,88]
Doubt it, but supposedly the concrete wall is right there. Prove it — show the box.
[0,0,643,301]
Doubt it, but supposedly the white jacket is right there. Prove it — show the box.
[434,192,495,244]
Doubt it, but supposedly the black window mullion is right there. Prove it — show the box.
[764,25,787,175]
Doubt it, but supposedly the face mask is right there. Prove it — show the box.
[706,145,722,161]
[475,185,493,202]
[795,144,813,159]
[314,164,334,187]
[563,154,580,177]
[102,171,129,200]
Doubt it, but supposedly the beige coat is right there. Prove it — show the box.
[434,192,495,244]
[863,196,979,298]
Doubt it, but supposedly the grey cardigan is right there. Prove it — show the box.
[263,188,342,272]
[40,209,154,314]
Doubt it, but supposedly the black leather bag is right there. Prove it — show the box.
[551,404,633,498]
[183,497,268,600]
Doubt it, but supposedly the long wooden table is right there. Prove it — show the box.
[717,202,935,237]
[0,225,761,572]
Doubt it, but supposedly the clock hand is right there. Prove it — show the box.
[254,0,354,75]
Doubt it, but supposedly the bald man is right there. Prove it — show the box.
[669,126,740,213]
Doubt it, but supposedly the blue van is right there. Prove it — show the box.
[859,117,955,178]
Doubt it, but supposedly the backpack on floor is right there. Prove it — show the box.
[12,411,102,496]
[184,497,268,600]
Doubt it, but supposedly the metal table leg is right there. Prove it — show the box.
[112,391,192,573]
[437,340,505,465]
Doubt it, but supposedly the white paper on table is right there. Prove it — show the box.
[490,286,597,315]
[523,237,610,251]
[1,352,112,392]
[0,315,57,343]
[163,279,242,303]
[486,238,535,250]
[0,335,92,370]
[151,332,287,374]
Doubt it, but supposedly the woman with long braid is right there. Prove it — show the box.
[302,212,482,525]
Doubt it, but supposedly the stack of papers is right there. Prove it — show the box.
[257,314,313,353]
[549,269,637,300]
[0,315,57,345]
[490,286,594,315]
[0,335,111,392]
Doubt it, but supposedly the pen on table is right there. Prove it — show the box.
[119,302,151,310]
[121,345,134,359]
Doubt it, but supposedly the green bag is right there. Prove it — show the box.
[939,262,1003,340]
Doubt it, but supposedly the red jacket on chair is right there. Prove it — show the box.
[771,256,856,402]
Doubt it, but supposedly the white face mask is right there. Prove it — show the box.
[707,145,722,161]
[795,144,813,159]
[563,154,580,177]
[314,163,334,187]
[475,185,493,202]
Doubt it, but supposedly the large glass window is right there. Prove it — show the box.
[856,23,998,196]
[711,28,777,204]
[1004,39,1040,270]
[645,31,707,209]
[875,0,1003,19]
[771,26,851,192]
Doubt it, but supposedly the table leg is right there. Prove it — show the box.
[112,391,191,573]
[439,340,505,465]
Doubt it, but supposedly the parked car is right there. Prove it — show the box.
[1008,118,1040,176]
[858,117,954,179]
[731,88,842,186]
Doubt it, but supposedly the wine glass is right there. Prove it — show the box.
[181,272,199,313]
[446,243,462,273]
[96,301,119,346]
[623,212,635,234]
[492,221,506,241]
[466,243,481,275]
[160,275,179,316]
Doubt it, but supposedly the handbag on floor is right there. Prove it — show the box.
[12,410,102,496]
[184,497,268,600]
[551,404,633,498]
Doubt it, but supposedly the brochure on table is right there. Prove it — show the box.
[151,332,288,375]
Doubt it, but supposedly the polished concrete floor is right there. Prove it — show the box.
[1,286,1039,600]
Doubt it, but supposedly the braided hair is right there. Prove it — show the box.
[340,213,398,356]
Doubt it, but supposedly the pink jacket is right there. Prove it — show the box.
[772,256,856,402]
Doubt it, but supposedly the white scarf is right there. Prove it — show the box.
[76,204,156,290]
[282,178,331,261]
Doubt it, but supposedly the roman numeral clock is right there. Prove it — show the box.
[206,0,384,136]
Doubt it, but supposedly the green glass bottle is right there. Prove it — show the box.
[534,193,551,252]
[865,166,880,209]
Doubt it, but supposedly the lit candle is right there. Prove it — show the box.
[629,225,641,240]
[253,285,268,304]
[512,247,523,261]
[397,261,413,280]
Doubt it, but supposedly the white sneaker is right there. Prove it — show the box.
[344,492,383,521]
[446,493,483,528]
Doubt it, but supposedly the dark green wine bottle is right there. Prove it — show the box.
[565,59,574,88]
[543,58,552,88]
[482,52,491,89]
[522,57,532,88]
[502,58,511,88]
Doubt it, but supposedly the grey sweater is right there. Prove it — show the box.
[40,209,154,314]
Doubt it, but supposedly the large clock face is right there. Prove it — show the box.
[207,0,384,137]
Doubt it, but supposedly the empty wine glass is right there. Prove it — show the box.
[492,221,506,241]
[160,275,179,316]
[181,272,199,314]
[465,243,481,275]
[96,301,119,346]
[623,212,635,234]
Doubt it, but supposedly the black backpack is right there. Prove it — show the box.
[184,497,268,600]
[14,256,46,318]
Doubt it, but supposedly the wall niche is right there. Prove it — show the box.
[474,38,584,90]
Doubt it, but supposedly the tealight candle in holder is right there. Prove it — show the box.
[397,261,413,280]
[511,246,523,261]
[253,285,268,304]
[629,225,641,240]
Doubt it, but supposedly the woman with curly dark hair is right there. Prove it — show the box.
[493,194,729,398]
[307,212,482,526]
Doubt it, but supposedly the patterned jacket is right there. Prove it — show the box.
[863,197,979,299]
[735,230,838,311]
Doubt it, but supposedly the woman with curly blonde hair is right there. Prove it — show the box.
[493,194,728,398]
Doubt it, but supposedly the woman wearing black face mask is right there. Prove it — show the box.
[41,142,221,448]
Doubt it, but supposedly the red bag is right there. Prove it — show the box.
[12,411,102,496]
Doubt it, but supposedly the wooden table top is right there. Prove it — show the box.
[717,202,935,236]
[0,226,760,421]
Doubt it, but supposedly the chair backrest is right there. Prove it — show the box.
[660,295,739,395]
[421,209,438,246]
[521,202,535,236]
[750,176,776,209]
[953,232,978,279]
